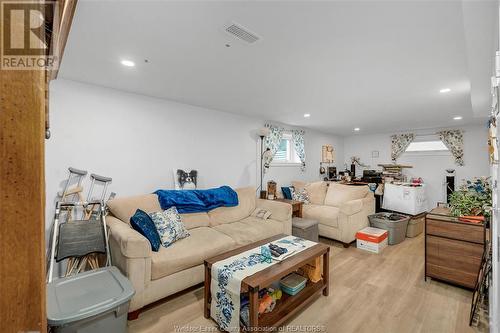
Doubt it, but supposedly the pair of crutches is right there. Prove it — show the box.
[47,167,113,281]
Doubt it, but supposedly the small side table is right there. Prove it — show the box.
[274,199,303,218]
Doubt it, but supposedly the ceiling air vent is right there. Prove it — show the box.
[224,22,260,44]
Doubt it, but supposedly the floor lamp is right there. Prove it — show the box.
[258,127,271,199]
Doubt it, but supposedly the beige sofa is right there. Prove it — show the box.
[292,181,375,246]
[106,187,292,318]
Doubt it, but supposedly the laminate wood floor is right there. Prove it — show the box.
[128,234,487,333]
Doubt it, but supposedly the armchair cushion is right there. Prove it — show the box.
[339,199,364,215]
[304,181,328,205]
[324,183,369,207]
[302,204,339,228]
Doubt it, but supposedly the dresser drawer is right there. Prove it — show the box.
[426,218,484,244]
[426,235,483,289]
[426,263,478,289]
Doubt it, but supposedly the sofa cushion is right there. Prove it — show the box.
[208,187,256,225]
[302,204,340,228]
[130,209,161,252]
[179,212,210,230]
[107,194,161,224]
[304,181,328,205]
[213,217,284,246]
[324,183,369,207]
[150,227,236,279]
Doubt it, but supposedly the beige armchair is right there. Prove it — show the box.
[294,181,375,246]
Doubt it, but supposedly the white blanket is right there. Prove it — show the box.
[210,235,316,332]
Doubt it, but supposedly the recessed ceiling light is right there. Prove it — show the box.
[440,88,451,93]
[303,113,311,118]
[453,116,463,120]
[354,127,360,131]
[120,60,135,67]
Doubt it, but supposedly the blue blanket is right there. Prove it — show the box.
[154,186,239,213]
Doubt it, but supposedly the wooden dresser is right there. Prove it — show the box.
[425,207,485,289]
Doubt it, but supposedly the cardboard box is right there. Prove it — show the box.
[356,227,388,254]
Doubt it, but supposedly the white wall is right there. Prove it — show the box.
[46,79,343,231]
[343,125,490,209]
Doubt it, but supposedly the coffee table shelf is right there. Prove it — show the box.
[258,280,325,328]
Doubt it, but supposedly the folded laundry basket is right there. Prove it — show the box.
[47,266,135,333]
[368,212,410,245]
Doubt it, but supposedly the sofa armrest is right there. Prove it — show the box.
[339,199,364,216]
[107,216,152,259]
[256,199,292,221]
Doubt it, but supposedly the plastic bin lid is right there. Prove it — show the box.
[47,266,135,326]
[280,273,307,289]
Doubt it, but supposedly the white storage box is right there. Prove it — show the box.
[382,183,428,215]
[356,227,388,254]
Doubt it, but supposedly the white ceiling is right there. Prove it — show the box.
[59,0,498,136]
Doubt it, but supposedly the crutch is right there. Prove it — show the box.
[59,167,88,223]
[46,167,88,276]
[83,173,112,220]
[60,167,88,202]
[70,174,113,273]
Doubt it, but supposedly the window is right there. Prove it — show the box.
[403,134,449,155]
[405,140,448,152]
[272,133,301,165]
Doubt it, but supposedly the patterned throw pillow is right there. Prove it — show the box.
[293,189,310,204]
[130,209,161,252]
[251,208,272,220]
[149,207,190,247]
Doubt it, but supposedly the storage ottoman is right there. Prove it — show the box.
[292,217,319,242]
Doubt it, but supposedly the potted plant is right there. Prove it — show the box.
[448,177,492,224]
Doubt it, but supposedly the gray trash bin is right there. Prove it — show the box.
[47,266,135,333]
[368,213,410,245]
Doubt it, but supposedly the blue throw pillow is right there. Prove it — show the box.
[281,186,293,200]
[130,209,161,252]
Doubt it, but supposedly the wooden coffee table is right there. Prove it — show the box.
[204,235,330,330]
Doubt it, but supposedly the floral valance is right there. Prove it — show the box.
[438,129,464,166]
[292,129,306,171]
[391,133,414,162]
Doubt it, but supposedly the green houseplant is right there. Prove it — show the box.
[449,177,492,219]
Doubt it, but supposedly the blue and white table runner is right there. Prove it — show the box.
[210,235,317,332]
